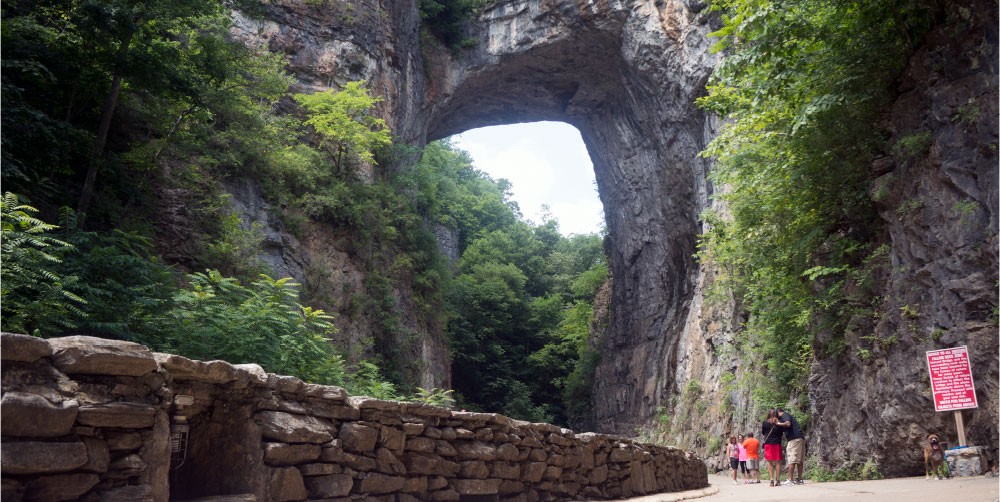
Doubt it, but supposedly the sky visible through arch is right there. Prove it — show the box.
[450,121,605,237]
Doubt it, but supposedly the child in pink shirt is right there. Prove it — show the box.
[737,434,750,483]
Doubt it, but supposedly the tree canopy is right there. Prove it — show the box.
[1,0,608,424]
[697,0,937,403]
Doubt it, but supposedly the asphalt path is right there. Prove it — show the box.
[622,473,1000,502]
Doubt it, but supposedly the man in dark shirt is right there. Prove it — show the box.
[777,407,805,485]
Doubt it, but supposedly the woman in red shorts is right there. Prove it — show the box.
[761,409,783,486]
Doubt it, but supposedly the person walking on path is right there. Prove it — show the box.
[737,434,750,483]
[724,436,741,485]
[743,431,761,484]
[761,409,783,487]
[777,406,806,485]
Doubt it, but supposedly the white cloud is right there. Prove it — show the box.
[548,200,605,236]
[452,122,604,236]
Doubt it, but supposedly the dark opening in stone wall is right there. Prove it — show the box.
[169,400,263,500]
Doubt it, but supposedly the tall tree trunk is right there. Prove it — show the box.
[76,31,133,227]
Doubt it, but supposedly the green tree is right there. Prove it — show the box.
[294,82,392,175]
[697,0,936,399]
[63,0,230,223]
[33,206,176,339]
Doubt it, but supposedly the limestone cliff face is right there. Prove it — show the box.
[416,0,721,438]
[664,0,999,475]
[228,0,722,424]
[808,0,998,475]
[228,0,997,476]
[226,1,452,390]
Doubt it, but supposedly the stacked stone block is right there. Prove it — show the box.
[1,334,169,501]
[1,334,708,501]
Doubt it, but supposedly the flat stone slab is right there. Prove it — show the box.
[1,441,88,475]
[154,353,240,384]
[0,333,52,362]
[453,478,502,495]
[358,473,405,494]
[97,484,153,502]
[48,336,157,376]
[300,383,348,402]
[233,363,269,386]
[339,423,379,453]
[303,474,352,498]
[269,467,307,502]
[256,411,334,444]
[0,391,78,437]
[263,443,321,466]
[77,402,158,428]
[24,472,100,501]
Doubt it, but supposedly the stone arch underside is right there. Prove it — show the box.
[414,0,718,434]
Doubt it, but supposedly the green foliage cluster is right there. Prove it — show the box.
[804,456,884,482]
[140,271,345,384]
[410,387,458,409]
[697,0,936,403]
[1,0,294,273]
[1,193,86,335]
[2,0,608,424]
[419,0,488,49]
[294,82,391,173]
[447,205,608,425]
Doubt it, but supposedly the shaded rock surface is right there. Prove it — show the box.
[807,0,998,476]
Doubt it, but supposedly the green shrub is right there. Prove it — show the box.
[892,131,933,159]
[419,0,489,49]
[0,193,86,335]
[140,270,347,385]
[409,387,457,409]
[697,0,936,406]
[804,456,883,482]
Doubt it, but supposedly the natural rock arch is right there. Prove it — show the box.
[413,1,719,433]
[233,0,718,433]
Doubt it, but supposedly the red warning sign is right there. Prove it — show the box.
[926,346,978,412]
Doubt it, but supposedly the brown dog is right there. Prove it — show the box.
[924,433,948,479]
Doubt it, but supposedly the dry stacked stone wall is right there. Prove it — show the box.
[0,334,708,501]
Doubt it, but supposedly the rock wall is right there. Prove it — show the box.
[233,0,720,437]
[218,0,996,477]
[0,334,708,501]
[806,0,999,476]
[664,0,999,476]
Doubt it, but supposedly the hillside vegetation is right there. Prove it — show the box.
[696,0,938,408]
[1,0,604,426]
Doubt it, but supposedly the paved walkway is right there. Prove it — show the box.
[623,473,1000,502]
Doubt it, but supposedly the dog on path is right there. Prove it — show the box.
[924,433,948,480]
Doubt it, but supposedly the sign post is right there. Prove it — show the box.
[926,345,978,447]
